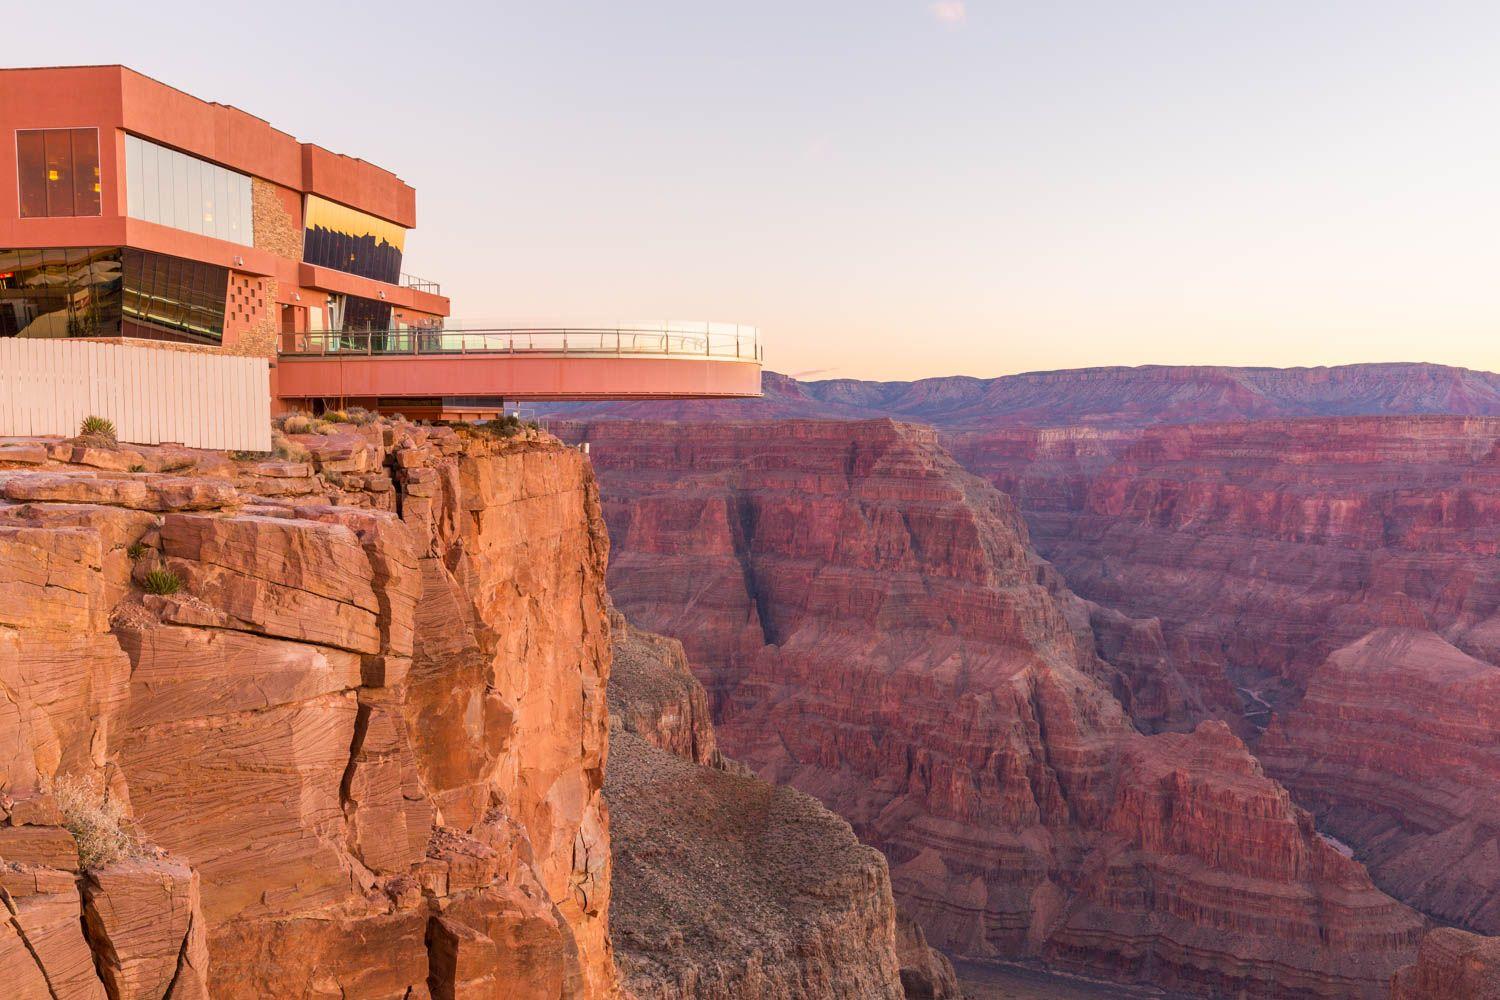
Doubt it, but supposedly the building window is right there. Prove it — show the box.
[124,134,253,245]
[0,246,226,344]
[303,194,404,283]
[0,247,120,338]
[121,248,228,343]
[16,129,102,218]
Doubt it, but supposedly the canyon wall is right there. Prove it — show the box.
[604,611,955,1000]
[539,362,1500,427]
[1259,628,1500,933]
[0,420,617,998]
[1391,928,1500,999]
[561,418,1425,997]
[946,415,1500,720]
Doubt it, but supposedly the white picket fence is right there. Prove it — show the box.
[0,339,271,452]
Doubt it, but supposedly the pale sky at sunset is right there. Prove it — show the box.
[11,1,1499,380]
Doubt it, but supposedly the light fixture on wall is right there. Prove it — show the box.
[233,255,245,266]
[378,290,386,299]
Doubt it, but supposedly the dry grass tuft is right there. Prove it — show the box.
[272,433,311,463]
[50,774,142,870]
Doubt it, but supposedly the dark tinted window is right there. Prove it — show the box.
[72,128,102,216]
[16,132,47,218]
[121,248,228,343]
[0,247,122,337]
[16,129,102,218]
[0,245,229,344]
[302,195,404,283]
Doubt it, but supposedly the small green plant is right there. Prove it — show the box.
[343,406,376,426]
[50,774,141,870]
[323,409,350,424]
[281,414,315,435]
[78,415,118,447]
[80,414,116,438]
[126,542,146,561]
[128,463,147,473]
[228,450,270,462]
[142,567,182,596]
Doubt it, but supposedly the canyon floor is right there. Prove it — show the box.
[954,961,1189,999]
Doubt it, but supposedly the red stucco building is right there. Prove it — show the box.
[1,66,760,417]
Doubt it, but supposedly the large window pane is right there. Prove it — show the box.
[119,247,226,343]
[186,157,203,234]
[0,247,122,338]
[43,130,76,217]
[16,132,47,218]
[16,130,101,219]
[126,134,143,219]
[211,168,229,241]
[72,129,101,216]
[122,134,253,245]
[171,154,190,232]
[302,194,405,283]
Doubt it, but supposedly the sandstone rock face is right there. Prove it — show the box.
[1259,628,1500,933]
[82,858,210,1000]
[894,913,960,1000]
[605,614,946,999]
[1391,927,1500,999]
[607,612,721,768]
[562,418,1424,996]
[0,423,617,999]
[945,415,1500,722]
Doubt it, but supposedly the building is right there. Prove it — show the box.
[1,66,760,419]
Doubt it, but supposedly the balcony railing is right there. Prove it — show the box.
[399,273,442,295]
[279,324,763,362]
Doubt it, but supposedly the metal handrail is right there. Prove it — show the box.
[278,325,763,362]
[400,273,442,295]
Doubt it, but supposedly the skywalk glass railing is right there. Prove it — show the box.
[280,323,762,361]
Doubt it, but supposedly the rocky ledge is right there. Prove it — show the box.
[0,417,615,998]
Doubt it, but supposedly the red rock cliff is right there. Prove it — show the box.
[946,415,1500,720]
[559,418,1425,997]
[1259,628,1500,933]
[604,612,958,1000]
[0,419,617,998]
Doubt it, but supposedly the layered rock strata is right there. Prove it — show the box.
[1259,628,1500,933]
[538,362,1500,427]
[1391,927,1500,999]
[605,614,946,999]
[0,419,616,998]
[946,415,1500,723]
[562,418,1425,996]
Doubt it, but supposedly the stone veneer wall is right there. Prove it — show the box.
[251,177,304,261]
[222,273,279,359]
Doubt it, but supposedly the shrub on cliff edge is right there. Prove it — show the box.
[51,774,141,870]
[143,567,182,596]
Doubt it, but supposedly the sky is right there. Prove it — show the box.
[10,1,1500,380]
